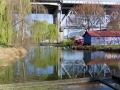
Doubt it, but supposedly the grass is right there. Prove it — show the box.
[93,45,120,50]
[4,85,64,90]
[60,39,74,47]
[0,59,3,66]
[0,46,5,50]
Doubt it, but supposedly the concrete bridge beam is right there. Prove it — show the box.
[53,4,64,43]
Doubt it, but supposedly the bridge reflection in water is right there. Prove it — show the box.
[11,47,120,82]
[13,46,120,81]
[65,82,114,90]
[60,50,120,79]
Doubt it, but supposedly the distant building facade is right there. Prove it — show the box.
[83,30,120,45]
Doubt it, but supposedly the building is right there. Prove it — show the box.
[83,30,120,45]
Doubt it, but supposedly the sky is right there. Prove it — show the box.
[84,0,120,1]
[69,0,120,2]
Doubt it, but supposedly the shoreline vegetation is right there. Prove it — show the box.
[40,41,120,52]
[71,45,120,51]
[1,42,120,67]
[0,46,27,67]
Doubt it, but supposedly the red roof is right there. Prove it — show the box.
[84,30,120,37]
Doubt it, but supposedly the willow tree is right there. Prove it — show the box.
[7,0,48,46]
[48,24,59,42]
[30,21,58,43]
[0,0,13,46]
[0,0,32,46]
[73,4,105,30]
[30,20,48,43]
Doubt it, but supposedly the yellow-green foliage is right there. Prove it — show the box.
[61,39,74,47]
[30,21,58,43]
[48,24,59,42]
[0,0,12,46]
[0,0,49,46]
[34,47,58,69]
[0,59,3,66]
[0,0,32,46]
[30,20,48,43]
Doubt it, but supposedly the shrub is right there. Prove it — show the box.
[60,40,74,47]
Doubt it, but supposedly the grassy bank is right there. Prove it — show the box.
[0,77,94,90]
[71,45,120,51]
[0,46,27,67]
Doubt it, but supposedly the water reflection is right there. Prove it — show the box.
[65,82,114,90]
[62,51,120,78]
[14,46,59,82]
[0,46,120,84]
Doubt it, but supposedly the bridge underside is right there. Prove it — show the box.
[31,1,115,42]
[31,0,113,14]
[31,4,58,14]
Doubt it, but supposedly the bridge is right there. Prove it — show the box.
[31,0,120,42]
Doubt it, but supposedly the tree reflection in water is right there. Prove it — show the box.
[0,47,120,84]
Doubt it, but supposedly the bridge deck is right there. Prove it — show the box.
[33,0,120,5]
[31,0,118,14]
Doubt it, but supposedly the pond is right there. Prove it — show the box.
[0,46,120,85]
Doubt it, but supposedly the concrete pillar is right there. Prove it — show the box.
[53,4,64,43]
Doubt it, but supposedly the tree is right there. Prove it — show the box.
[32,3,48,14]
[7,0,48,46]
[11,0,32,45]
[0,0,32,46]
[30,20,48,43]
[107,5,120,30]
[48,24,59,42]
[30,21,58,43]
[0,0,13,46]
[73,4,105,30]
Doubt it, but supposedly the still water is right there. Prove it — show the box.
[0,46,120,86]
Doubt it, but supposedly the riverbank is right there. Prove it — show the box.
[0,77,96,89]
[0,47,27,67]
[42,43,120,52]
[71,45,120,52]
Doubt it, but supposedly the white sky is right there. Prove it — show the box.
[74,0,120,2]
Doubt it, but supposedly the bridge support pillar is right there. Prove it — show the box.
[53,4,64,43]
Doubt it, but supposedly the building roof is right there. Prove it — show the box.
[83,30,120,37]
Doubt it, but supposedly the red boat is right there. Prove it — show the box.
[75,39,84,45]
